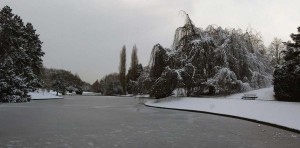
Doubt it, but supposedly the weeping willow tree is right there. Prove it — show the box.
[172,11,197,49]
[139,12,272,98]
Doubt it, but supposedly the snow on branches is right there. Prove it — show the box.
[0,6,44,102]
[142,13,272,98]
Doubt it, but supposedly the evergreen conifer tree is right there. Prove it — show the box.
[130,45,139,81]
[274,27,300,101]
[0,6,44,102]
[119,46,126,94]
[91,80,101,93]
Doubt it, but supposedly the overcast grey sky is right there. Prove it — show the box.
[1,0,299,83]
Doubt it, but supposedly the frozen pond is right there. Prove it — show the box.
[0,96,299,148]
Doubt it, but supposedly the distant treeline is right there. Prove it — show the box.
[41,68,91,95]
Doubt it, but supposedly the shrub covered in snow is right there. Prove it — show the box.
[274,27,300,101]
[138,13,272,98]
[99,73,122,96]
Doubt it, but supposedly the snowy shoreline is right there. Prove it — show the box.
[29,91,63,100]
[145,87,300,132]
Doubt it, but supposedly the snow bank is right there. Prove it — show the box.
[145,87,300,131]
[48,90,62,96]
[222,87,275,100]
[82,92,102,96]
[119,94,134,97]
[135,94,150,98]
[29,92,63,100]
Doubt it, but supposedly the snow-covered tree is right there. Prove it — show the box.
[149,44,169,79]
[268,38,285,65]
[126,63,143,94]
[139,13,272,98]
[274,27,300,101]
[81,82,92,92]
[41,68,86,94]
[51,74,66,96]
[149,67,178,98]
[100,73,122,96]
[132,66,152,94]
[0,6,44,102]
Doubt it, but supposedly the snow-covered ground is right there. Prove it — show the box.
[145,87,300,131]
[119,94,134,97]
[224,87,275,101]
[135,94,150,98]
[82,92,102,96]
[29,91,63,100]
[48,90,62,96]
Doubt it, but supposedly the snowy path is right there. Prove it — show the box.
[145,87,300,131]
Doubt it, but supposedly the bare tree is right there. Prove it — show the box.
[119,45,126,94]
[268,37,285,65]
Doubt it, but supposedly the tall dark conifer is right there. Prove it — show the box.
[119,45,126,94]
[274,27,300,101]
[130,45,139,81]
[91,80,101,93]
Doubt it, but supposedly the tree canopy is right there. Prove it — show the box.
[0,6,44,102]
[274,26,300,101]
[136,14,272,98]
